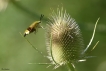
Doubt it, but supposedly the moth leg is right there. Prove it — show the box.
[33,29,36,34]
[38,24,45,29]
[40,25,45,29]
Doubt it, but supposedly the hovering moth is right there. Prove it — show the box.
[24,14,44,37]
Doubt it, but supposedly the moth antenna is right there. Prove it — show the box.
[40,14,44,21]
[39,14,45,29]
[82,18,100,54]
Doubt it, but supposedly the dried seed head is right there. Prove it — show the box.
[46,8,84,68]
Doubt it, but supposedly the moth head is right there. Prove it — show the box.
[24,30,30,37]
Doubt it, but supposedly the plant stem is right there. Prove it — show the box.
[67,63,76,71]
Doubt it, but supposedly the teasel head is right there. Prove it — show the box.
[46,8,99,69]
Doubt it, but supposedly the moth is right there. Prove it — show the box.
[24,14,44,37]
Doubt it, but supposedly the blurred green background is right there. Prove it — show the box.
[0,0,106,71]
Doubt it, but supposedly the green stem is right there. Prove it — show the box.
[67,63,76,71]
[11,0,48,21]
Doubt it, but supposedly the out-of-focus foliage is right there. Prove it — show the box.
[0,0,106,71]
